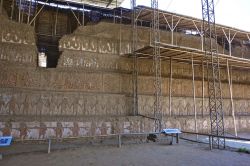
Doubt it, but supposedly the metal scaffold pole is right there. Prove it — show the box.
[201,0,225,149]
[131,0,138,116]
[151,0,162,132]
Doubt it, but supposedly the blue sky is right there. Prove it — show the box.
[121,0,250,31]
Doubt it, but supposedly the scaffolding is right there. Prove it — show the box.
[201,0,225,149]
[129,0,162,132]
[127,2,250,148]
[131,0,138,116]
[151,0,162,132]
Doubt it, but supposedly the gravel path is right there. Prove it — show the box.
[1,140,250,166]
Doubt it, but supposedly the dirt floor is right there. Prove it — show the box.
[1,139,250,166]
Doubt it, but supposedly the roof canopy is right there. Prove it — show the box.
[135,43,250,69]
[54,0,124,8]
[125,6,250,41]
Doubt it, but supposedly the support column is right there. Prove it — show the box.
[113,0,118,23]
[171,16,174,45]
[18,0,22,23]
[0,0,3,14]
[222,29,237,56]
[82,4,85,26]
[131,0,138,116]
[163,14,180,45]
[193,21,204,51]
[169,58,173,116]
[11,0,15,20]
[202,60,205,117]
[54,4,58,36]
[33,0,38,27]
[119,8,122,55]
[21,5,24,23]
[27,0,32,24]
[192,56,198,136]
[226,60,237,136]
[247,34,250,41]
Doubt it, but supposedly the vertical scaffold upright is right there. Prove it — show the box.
[151,0,162,132]
[131,0,138,116]
[201,0,225,148]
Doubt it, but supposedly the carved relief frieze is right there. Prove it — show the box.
[0,15,37,66]
[1,26,35,45]
[0,90,136,117]
[0,43,37,65]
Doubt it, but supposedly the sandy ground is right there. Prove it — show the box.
[1,139,250,166]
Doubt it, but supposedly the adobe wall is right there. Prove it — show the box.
[0,14,37,67]
[0,13,250,139]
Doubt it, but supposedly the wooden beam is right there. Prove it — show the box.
[106,0,113,8]
[30,0,49,25]
[193,20,204,51]
[222,29,237,56]
[67,2,82,26]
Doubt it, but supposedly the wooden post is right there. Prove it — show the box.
[209,136,212,150]
[54,4,58,36]
[171,15,174,44]
[118,134,121,148]
[10,0,15,20]
[21,6,24,23]
[48,139,51,154]
[18,0,22,23]
[163,14,180,45]
[82,3,84,26]
[228,30,232,56]
[192,56,198,140]
[176,133,179,143]
[222,29,237,56]
[27,0,32,24]
[247,34,250,41]
[169,58,173,116]
[202,60,205,117]
[119,8,122,55]
[0,0,3,14]
[226,60,237,136]
[33,0,38,26]
[192,21,204,51]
